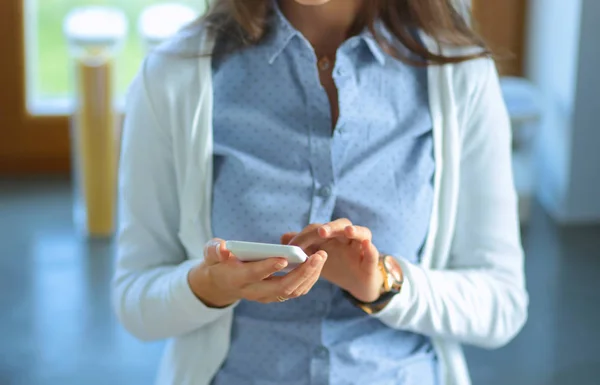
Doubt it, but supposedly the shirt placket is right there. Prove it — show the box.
[331,50,359,180]
[291,43,334,385]
[305,64,337,226]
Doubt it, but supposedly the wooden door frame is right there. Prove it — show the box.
[0,0,70,174]
[473,0,528,76]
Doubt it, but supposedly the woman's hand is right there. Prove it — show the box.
[188,238,327,308]
[282,219,383,303]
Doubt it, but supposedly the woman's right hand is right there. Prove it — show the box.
[188,238,328,308]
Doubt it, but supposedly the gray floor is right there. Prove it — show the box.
[1,177,599,385]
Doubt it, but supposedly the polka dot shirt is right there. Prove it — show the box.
[210,4,439,385]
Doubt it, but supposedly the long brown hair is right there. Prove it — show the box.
[200,0,489,65]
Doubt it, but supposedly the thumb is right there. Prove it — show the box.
[204,238,228,266]
[280,232,299,245]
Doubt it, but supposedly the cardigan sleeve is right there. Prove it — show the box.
[374,58,528,349]
[112,56,233,342]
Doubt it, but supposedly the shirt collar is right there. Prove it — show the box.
[266,0,388,66]
[266,0,299,64]
[360,27,388,66]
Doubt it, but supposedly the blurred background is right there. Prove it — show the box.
[1,0,599,384]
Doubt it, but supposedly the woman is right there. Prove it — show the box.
[113,0,528,384]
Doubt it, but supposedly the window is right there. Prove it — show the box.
[0,0,205,173]
[28,0,203,113]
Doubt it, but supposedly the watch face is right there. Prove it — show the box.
[383,256,403,284]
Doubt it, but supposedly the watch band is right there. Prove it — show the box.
[345,255,404,315]
[344,290,397,315]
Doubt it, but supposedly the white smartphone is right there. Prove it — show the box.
[225,240,308,272]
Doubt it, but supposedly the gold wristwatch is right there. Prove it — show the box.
[347,255,404,315]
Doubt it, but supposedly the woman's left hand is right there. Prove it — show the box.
[281,218,383,303]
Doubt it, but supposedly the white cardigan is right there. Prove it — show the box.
[113,29,528,385]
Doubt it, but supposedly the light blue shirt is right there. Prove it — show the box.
[210,4,438,385]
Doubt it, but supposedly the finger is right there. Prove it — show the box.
[275,251,327,298]
[361,239,379,269]
[289,219,353,250]
[243,251,327,302]
[238,257,289,284]
[351,239,363,254]
[248,259,326,303]
[292,255,325,296]
[344,225,372,242]
[288,223,323,250]
[318,218,354,239]
[203,238,228,266]
[334,235,351,245]
[280,232,298,245]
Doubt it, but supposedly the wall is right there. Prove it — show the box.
[527,0,600,223]
[526,0,581,221]
[568,0,600,222]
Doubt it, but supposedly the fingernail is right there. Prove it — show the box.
[276,261,288,269]
[320,226,330,236]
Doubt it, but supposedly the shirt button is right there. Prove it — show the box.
[318,185,332,198]
[315,346,329,359]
